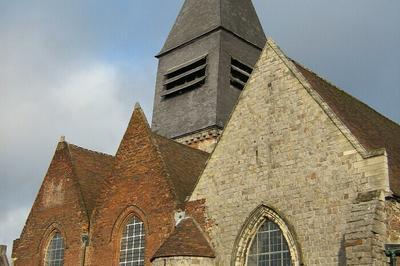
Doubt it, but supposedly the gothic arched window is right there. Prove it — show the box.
[232,205,300,266]
[44,232,65,266]
[119,216,145,266]
[247,220,291,266]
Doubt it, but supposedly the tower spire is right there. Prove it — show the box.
[152,0,266,151]
[158,0,266,57]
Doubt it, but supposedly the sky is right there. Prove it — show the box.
[0,0,399,260]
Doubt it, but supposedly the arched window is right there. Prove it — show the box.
[232,205,300,266]
[44,232,65,266]
[119,216,145,266]
[247,220,291,266]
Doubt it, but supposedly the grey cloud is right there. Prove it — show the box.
[1,0,399,260]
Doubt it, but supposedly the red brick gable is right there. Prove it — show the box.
[12,141,91,265]
[88,104,209,265]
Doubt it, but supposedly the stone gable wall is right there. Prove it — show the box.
[152,257,215,266]
[190,41,390,265]
[385,199,400,266]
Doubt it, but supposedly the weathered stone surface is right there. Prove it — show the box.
[190,40,391,265]
[152,257,215,266]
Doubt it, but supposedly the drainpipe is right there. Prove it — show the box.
[385,244,400,266]
[81,234,89,266]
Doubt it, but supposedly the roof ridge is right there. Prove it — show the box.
[291,59,400,128]
[149,133,183,206]
[66,142,114,218]
[68,143,114,158]
[151,216,215,261]
[65,143,91,222]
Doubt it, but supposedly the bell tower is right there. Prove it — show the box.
[151,0,266,151]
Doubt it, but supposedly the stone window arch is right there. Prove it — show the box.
[232,205,301,266]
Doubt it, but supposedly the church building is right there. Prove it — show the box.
[12,0,400,265]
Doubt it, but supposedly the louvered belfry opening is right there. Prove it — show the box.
[151,0,266,140]
[162,55,207,97]
[230,58,253,90]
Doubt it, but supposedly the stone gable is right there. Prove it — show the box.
[190,40,390,265]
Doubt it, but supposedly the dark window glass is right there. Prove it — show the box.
[247,220,291,266]
[119,217,145,266]
[45,232,65,266]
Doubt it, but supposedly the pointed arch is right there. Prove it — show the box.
[110,205,148,266]
[39,223,67,265]
[231,205,301,266]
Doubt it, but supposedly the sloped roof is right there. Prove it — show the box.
[158,0,266,56]
[152,133,209,204]
[152,218,215,260]
[292,61,400,195]
[112,104,209,205]
[67,143,114,216]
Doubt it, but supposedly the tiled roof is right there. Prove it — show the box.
[67,144,114,216]
[151,133,209,204]
[293,61,400,195]
[152,218,215,260]
[94,104,209,207]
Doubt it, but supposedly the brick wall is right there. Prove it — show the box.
[87,108,179,266]
[12,142,89,266]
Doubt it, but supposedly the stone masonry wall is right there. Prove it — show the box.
[152,257,215,266]
[385,199,400,265]
[190,40,390,265]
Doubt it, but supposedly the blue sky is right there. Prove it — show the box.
[0,0,399,259]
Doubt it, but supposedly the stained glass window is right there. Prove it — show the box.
[119,217,145,266]
[45,232,65,266]
[247,220,291,266]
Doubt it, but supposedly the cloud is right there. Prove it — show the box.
[0,0,157,259]
[1,0,399,261]
[0,207,30,259]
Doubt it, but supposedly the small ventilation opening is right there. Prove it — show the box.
[162,56,207,97]
[230,58,253,90]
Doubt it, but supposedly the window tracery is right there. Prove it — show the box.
[119,216,145,266]
[232,205,301,266]
[44,232,65,266]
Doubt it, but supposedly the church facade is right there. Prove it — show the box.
[12,1,400,266]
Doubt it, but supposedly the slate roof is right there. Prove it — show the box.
[67,143,114,216]
[158,0,266,56]
[152,218,215,260]
[292,61,400,196]
[151,133,210,204]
